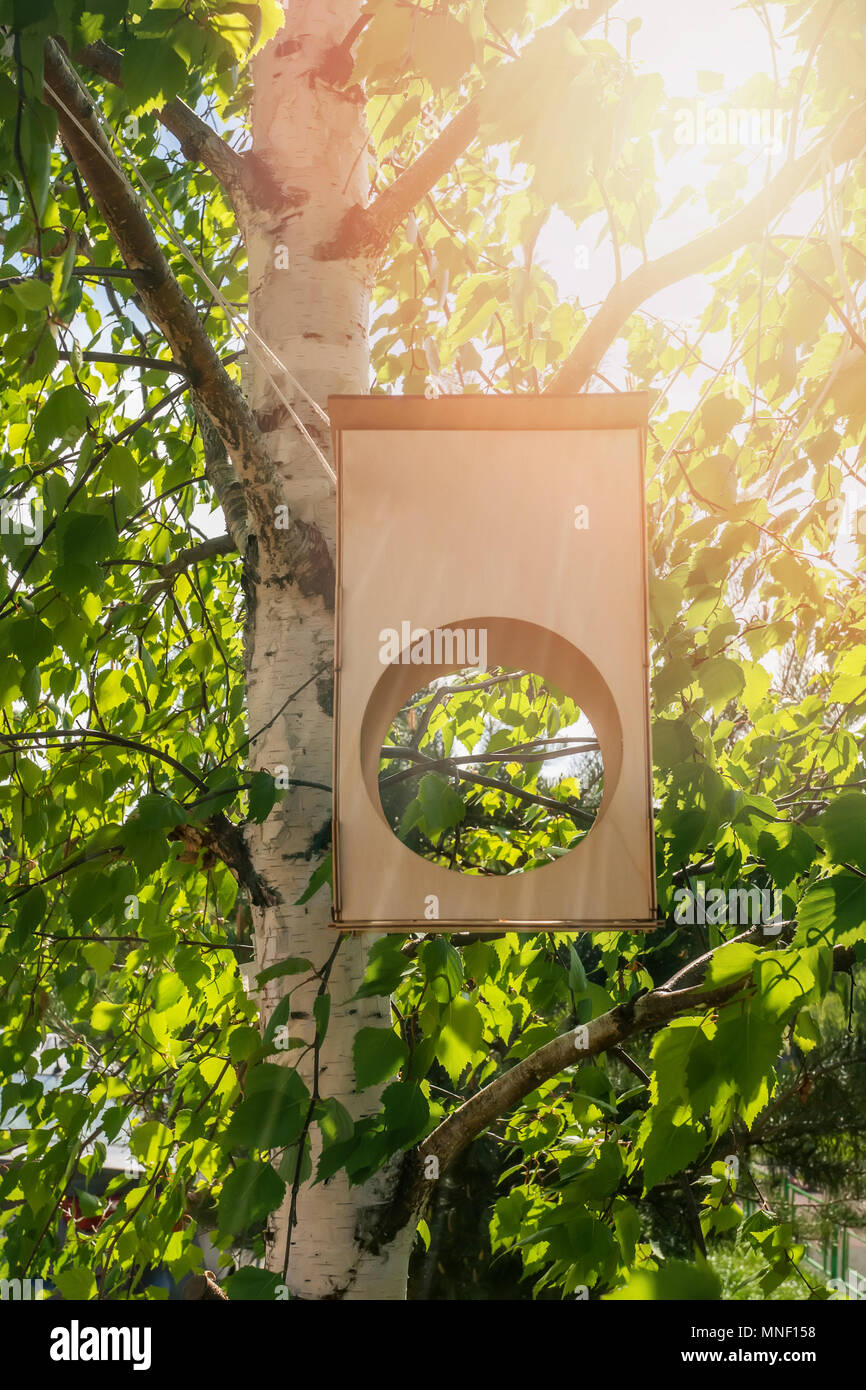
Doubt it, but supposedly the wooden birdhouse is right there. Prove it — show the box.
[328,394,657,933]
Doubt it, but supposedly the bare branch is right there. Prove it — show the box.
[380,739,599,780]
[150,533,237,579]
[547,103,866,395]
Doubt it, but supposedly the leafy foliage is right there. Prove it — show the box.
[0,0,865,1302]
[379,667,603,873]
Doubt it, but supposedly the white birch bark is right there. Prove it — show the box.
[242,0,414,1300]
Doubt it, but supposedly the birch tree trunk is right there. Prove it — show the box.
[242,0,414,1300]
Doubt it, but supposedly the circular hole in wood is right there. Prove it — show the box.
[377,666,604,875]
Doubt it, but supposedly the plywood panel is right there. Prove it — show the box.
[329,395,657,932]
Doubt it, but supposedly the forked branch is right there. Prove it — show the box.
[318,0,616,261]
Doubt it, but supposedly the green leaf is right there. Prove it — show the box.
[225,1080,307,1150]
[418,772,465,834]
[606,1259,721,1301]
[124,794,185,875]
[819,794,866,872]
[353,1026,408,1090]
[381,1080,429,1149]
[381,93,422,144]
[797,874,866,949]
[702,942,757,990]
[653,719,697,768]
[248,769,278,823]
[152,972,184,1011]
[129,1120,173,1165]
[103,444,141,501]
[650,572,683,633]
[754,948,815,1023]
[34,384,92,447]
[8,616,54,667]
[567,945,588,996]
[277,1140,312,1186]
[353,0,413,80]
[561,1141,624,1201]
[434,997,484,1081]
[11,278,51,311]
[83,941,114,977]
[90,1001,125,1032]
[713,998,786,1122]
[218,1160,285,1235]
[228,1025,262,1063]
[123,40,188,114]
[18,100,57,219]
[55,1264,97,1301]
[295,853,332,904]
[698,393,744,445]
[421,937,463,1002]
[256,956,312,987]
[653,657,697,709]
[313,992,330,1041]
[186,639,213,672]
[352,935,412,999]
[14,884,46,940]
[224,1267,285,1301]
[261,994,293,1049]
[640,1108,706,1190]
[699,656,746,713]
[756,821,817,890]
[316,1097,354,1145]
[415,14,475,89]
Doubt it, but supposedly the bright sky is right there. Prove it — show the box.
[539,0,800,377]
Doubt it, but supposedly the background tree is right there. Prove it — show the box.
[1,0,865,1302]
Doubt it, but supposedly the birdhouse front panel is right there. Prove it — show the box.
[329,394,657,932]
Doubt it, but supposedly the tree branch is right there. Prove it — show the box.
[0,728,278,906]
[318,0,616,261]
[766,241,866,355]
[379,744,597,822]
[57,349,186,373]
[73,40,271,218]
[0,727,210,791]
[42,39,334,604]
[191,391,250,555]
[380,738,599,779]
[169,812,281,907]
[546,102,866,395]
[139,533,237,605]
[370,936,858,1247]
[320,103,481,261]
